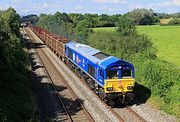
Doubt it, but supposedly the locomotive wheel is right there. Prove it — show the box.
[98,88,105,100]
[87,79,94,90]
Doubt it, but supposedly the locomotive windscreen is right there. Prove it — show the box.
[122,69,132,77]
[107,70,118,79]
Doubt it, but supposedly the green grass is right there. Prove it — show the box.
[93,27,117,32]
[93,26,180,66]
[137,25,180,66]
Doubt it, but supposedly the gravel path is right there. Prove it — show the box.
[131,103,177,122]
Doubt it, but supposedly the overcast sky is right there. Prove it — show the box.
[0,0,180,15]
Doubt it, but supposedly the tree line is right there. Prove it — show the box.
[22,8,180,28]
[0,8,36,121]
[22,8,180,40]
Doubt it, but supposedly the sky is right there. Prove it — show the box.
[0,0,180,15]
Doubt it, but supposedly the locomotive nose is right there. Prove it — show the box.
[104,78,135,93]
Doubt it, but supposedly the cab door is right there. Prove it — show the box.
[98,68,104,85]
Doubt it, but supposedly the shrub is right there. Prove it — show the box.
[116,16,137,36]
[135,59,180,116]
[168,18,180,25]
[87,31,156,60]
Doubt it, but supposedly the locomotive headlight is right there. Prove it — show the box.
[107,87,113,91]
[127,86,133,90]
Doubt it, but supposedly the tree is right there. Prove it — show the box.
[21,14,39,25]
[126,8,159,25]
[116,16,136,36]
[169,18,180,25]
[69,13,84,26]
[61,13,73,23]
[1,7,20,36]
[0,8,37,121]
[75,20,93,43]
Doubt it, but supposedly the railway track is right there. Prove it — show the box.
[25,28,94,122]
[25,27,147,122]
[113,106,146,122]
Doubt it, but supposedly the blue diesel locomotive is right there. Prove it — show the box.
[65,41,135,103]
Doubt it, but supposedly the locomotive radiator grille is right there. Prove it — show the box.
[104,78,135,93]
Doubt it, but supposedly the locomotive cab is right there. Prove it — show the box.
[106,66,133,79]
[103,64,135,102]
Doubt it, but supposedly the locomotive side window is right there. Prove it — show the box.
[99,69,103,78]
[122,69,132,77]
[68,49,73,59]
[88,64,95,78]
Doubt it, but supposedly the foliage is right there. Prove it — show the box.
[37,12,76,42]
[116,16,137,36]
[87,31,156,60]
[1,7,20,36]
[0,8,36,121]
[21,14,39,25]
[168,18,180,25]
[156,12,180,22]
[157,13,171,19]
[126,8,159,25]
[75,20,93,43]
[136,59,180,116]
[69,13,85,26]
[37,12,94,42]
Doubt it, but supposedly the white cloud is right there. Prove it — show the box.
[161,0,180,6]
[21,8,30,14]
[32,2,61,9]
[75,5,83,10]
[42,2,48,8]
[129,3,144,10]
[128,0,180,12]
[12,0,25,3]
[65,0,84,1]
[93,0,127,4]
[173,0,180,5]
[99,5,119,12]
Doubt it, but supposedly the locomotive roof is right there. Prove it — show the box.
[66,41,133,69]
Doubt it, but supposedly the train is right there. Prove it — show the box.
[29,25,135,104]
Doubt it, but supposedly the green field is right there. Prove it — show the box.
[93,26,180,66]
